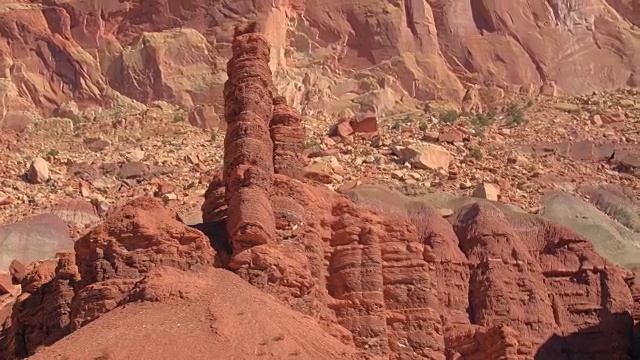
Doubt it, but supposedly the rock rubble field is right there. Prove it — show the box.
[0,1,639,359]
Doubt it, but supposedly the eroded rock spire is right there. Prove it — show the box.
[222,22,276,253]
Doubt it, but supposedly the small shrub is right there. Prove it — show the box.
[402,115,415,124]
[439,110,458,124]
[304,139,320,149]
[469,147,483,161]
[46,149,59,157]
[391,121,402,131]
[505,102,525,126]
[418,122,428,131]
[172,112,186,122]
[474,113,492,127]
[70,115,82,127]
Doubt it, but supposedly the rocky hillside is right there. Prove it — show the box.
[0,0,639,128]
[0,21,639,360]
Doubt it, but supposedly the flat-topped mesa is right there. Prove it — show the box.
[270,96,305,179]
[223,22,276,253]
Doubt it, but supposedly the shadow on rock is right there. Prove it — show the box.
[535,312,636,359]
[189,220,232,267]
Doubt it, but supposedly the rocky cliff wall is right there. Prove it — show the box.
[1,19,639,360]
[1,0,639,125]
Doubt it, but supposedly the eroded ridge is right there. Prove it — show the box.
[222,22,276,253]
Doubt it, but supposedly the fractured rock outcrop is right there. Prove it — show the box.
[201,169,226,223]
[453,203,557,355]
[222,23,276,253]
[0,197,215,358]
[2,253,77,358]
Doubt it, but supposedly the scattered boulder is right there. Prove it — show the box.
[46,199,101,228]
[82,137,110,152]
[472,182,500,201]
[349,112,378,135]
[187,105,224,130]
[0,214,73,270]
[117,162,149,179]
[438,126,466,143]
[333,120,354,138]
[331,112,379,140]
[125,149,145,162]
[552,102,580,113]
[27,157,50,184]
[392,143,452,171]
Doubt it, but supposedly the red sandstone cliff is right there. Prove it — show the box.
[0,20,639,360]
[0,0,638,125]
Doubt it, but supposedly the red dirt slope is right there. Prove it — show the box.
[30,267,355,360]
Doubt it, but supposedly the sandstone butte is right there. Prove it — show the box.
[0,0,639,127]
[0,21,639,360]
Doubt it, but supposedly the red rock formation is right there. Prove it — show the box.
[0,197,215,358]
[71,197,214,329]
[2,252,77,358]
[229,177,447,359]
[504,211,636,359]
[410,203,470,331]
[201,168,226,223]
[3,20,640,360]
[446,325,523,359]
[222,22,276,253]
[271,96,305,179]
[453,203,558,356]
[0,0,637,122]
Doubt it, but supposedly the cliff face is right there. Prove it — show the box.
[1,19,640,360]
[0,0,638,125]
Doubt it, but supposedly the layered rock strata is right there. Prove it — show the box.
[270,96,305,179]
[222,23,276,253]
[201,169,226,223]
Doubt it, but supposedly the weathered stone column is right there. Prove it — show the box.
[222,23,276,253]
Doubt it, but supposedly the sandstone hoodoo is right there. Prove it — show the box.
[1,14,640,360]
[223,23,277,254]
